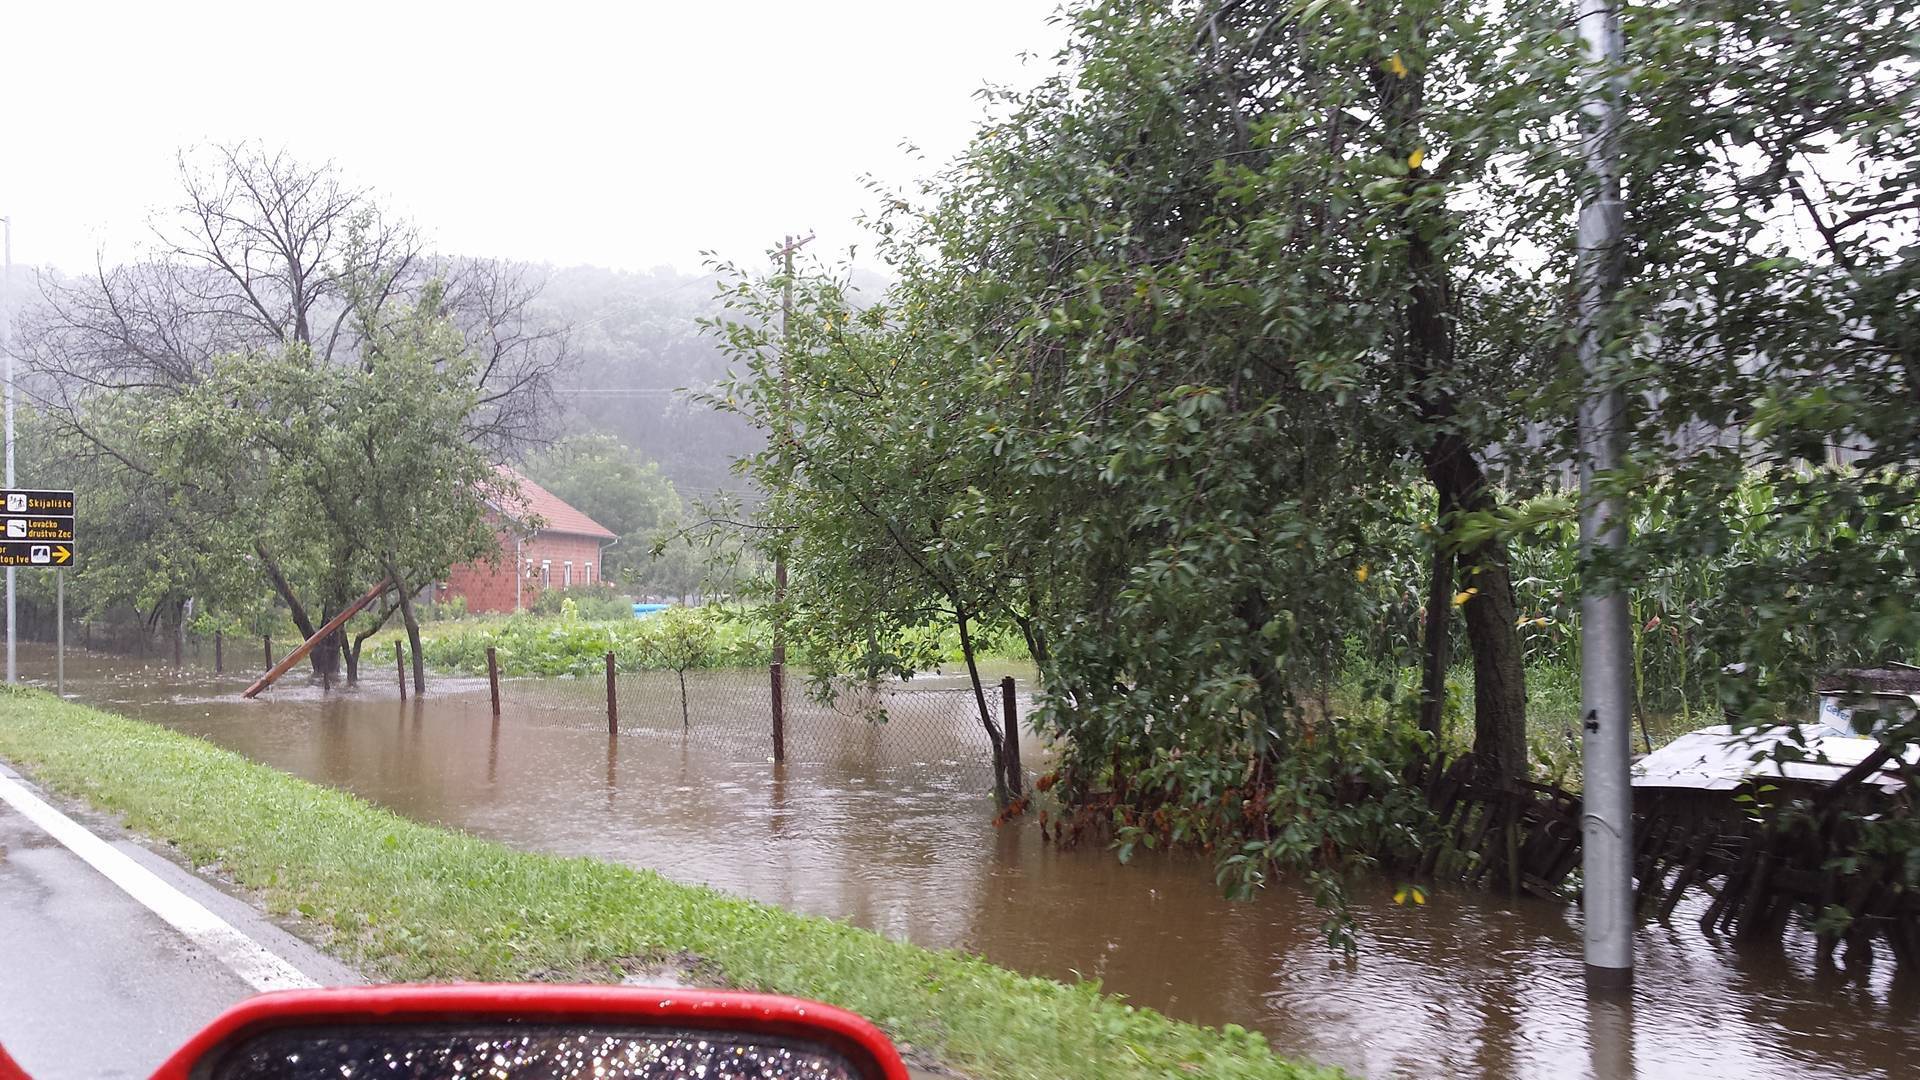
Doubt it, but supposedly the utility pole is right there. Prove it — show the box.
[3,215,14,686]
[1575,0,1634,990]
[770,233,813,674]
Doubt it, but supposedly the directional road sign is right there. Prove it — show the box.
[0,490,76,568]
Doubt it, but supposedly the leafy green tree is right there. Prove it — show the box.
[521,435,701,595]
[636,606,719,728]
[16,143,564,679]
[147,287,505,689]
[708,264,1032,806]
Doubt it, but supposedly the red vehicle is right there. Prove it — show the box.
[0,984,909,1080]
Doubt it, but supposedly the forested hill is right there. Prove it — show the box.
[524,263,890,503]
[527,264,759,502]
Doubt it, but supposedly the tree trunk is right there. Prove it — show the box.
[678,669,690,728]
[1426,437,1530,786]
[1420,487,1455,741]
[254,542,338,680]
[1395,91,1530,785]
[309,607,341,685]
[390,569,426,694]
[956,603,1010,808]
[1236,587,1291,759]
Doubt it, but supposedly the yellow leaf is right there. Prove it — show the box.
[1385,52,1409,78]
[1355,564,1370,583]
[1413,888,1427,906]
[1393,887,1409,905]
[1408,147,1426,170]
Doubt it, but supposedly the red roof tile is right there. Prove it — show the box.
[492,465,617,541]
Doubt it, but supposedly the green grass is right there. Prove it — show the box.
[0,687,1340,1080]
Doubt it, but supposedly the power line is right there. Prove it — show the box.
[549,388,690,396]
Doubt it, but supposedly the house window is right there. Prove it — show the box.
[564,561,573,587]
[541,560,551,588]
[585,562,594,584]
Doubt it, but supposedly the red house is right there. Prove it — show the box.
[440,466,618,614]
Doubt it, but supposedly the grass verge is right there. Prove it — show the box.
[0,687,1340,1080]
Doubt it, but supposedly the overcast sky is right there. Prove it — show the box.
[2,1,1066,275]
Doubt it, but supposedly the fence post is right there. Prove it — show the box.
[1001,676,1024,797]
[395,641,407,701]
[605,651,618,736]
[486,646,502,718]
[771,661,786,763]
[214,631,223,674]
[264,635,272,670]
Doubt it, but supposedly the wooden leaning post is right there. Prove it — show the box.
[485,646,502,718]
[1001,676,1024,798]
[242,579,392,699]
[770,661,786,763]
[605,651,618,735]
[395,641,407,701]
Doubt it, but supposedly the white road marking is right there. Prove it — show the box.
[0,773,318,992]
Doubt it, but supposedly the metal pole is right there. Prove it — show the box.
[4,215,14,687]
[55,570,63,697]
[1576,0,1634,991]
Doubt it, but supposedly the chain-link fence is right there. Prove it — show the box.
[54,621,1035,799]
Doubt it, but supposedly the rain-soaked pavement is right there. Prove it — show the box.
[13,643,1919,1080]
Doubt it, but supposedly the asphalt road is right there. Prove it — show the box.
[0,763,356,1080]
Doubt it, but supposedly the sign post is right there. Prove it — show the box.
[0,489,78,688]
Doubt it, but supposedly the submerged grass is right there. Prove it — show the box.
[0,687,1338,1080]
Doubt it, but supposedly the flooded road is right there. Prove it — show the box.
[18,645,1918,1079]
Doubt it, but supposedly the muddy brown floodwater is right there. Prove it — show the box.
[20,644,1918,1079]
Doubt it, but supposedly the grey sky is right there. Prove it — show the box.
[3,1,1065,274]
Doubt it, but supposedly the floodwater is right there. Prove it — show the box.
[16,644,1918,1080]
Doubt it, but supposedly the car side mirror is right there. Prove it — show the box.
[139,985,907,1080]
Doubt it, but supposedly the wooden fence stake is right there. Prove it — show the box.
[264,635,272,669]
[486,646,502,718]
[214,631,224,673]
[605,651,619,735]
[395,641,407,701]
[1001,675,1024,797]
[771,661,786,763]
